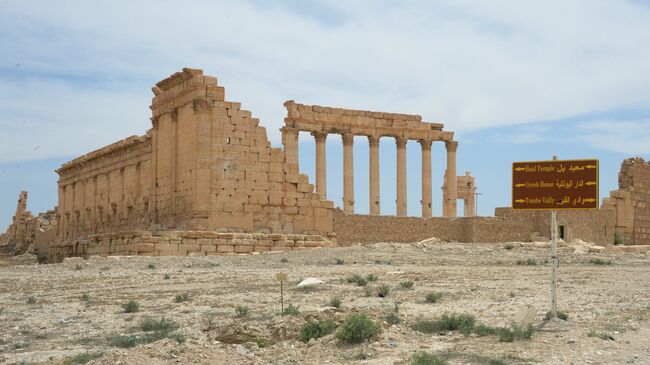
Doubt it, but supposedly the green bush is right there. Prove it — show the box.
[27,296,37,304]
[400,280,414,289]
[587,330,613,340]
[377,284,390,297]
[235,305,249,317]
[280,257,288,263]
[283,304,300,316]
[164,273,171,280]
[81,293,91,302]
[346,274,368,286]
[175,293,190,303]
[122,300,140,313]
[504,244,514,250]
[412,313,476,335]
[335,258,345,265]
[425,292,442,303]
[516,258,537,265]
[329,297,341,308]
[140,317,179,332]
[147,263,156,269]
[589,258,612,265]
[336,314,381,344]
[544,310,568,321]
[66,351,104,364]
[109,317,183,348]
[75,264,83,270]
[299,319,336,343]
[409,352,448,365]
[366,273,378,282]
[497,323,534,342]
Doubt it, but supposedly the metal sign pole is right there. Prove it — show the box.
[550,155,558,319]
[551,209,558,318]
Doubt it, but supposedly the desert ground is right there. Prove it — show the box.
[0,240,648,365]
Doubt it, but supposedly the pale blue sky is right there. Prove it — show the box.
[1,0,649,227]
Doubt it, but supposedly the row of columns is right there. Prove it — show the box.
[281,127,458,218]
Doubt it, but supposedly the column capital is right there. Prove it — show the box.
[418,139,433,151]
[342,133,354,145]
[311,131,328,143]
[368,135,380,148]
[281,126,299,134]
[395,136,408,148]
[445,140,458,152]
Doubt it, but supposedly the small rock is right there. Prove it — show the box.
[297,277,325,288]
[234,344,248,356]
[567,338,576,344]
[307,338,316,347]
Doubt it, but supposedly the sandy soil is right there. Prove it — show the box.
[0,241,648,365]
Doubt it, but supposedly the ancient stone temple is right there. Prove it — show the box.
[51,68,336,261]
[282,101,475,218]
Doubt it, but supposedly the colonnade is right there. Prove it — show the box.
[281,127,459,218]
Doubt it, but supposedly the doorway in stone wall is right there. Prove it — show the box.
[559,225,565,240]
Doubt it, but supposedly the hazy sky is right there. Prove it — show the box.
[1,0,649,227]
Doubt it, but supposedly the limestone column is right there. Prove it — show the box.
[368,135,380,215]
[281,127,299,166]
[396,136,407,216]
[342,133,355,214]
[311,131,327,199]
[419,139,432,218]
[444,141,458,217]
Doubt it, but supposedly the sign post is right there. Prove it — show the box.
[275,272,288,314]
[512,158,598,319]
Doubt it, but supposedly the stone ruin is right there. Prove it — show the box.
[49,68,339,261]
[2,69,649,263]
[0,191,56,261]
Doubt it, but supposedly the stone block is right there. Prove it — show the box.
[235,245,254,253]
[217,244,235,253]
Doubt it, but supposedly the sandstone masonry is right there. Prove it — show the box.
[50,68,336,261]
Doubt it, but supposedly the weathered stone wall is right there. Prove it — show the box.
[49,231,334,262]
[52,68,335,261]
[56,135,153,241]
[0,191,57,258]
[334,207,616,245]
[148,69,333,234]
[619,158,650,244]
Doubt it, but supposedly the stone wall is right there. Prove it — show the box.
[49,231,334,262]
[52,68,335,261]
[334,207,616,245]
[148,69,333,234]
[56,135,153,241]
[0,191,57,259]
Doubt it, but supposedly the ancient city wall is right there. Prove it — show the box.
[334,206,616,245]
